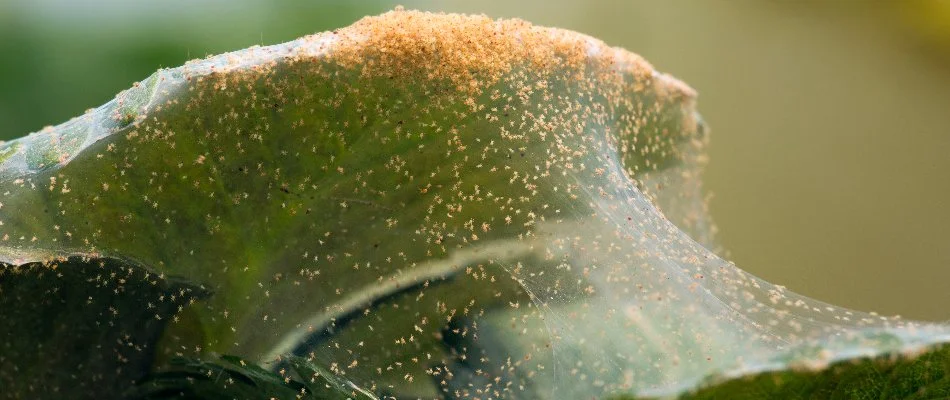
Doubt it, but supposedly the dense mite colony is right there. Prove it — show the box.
[1,8,946,400]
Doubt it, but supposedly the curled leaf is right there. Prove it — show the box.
[1,9,947,399]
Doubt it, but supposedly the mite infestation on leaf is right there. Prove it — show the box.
[1,8,950,400]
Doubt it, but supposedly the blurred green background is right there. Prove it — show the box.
[3,0,949,321]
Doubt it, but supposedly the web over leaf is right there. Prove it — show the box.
[1,9,948,400]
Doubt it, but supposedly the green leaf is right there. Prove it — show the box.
[286,356,378,399]
[607,343,950,399]
[1,8,948,400]
[132,356,306,400]
[0,256,205,398]
[131,354,379,400]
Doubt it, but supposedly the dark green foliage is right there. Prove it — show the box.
[134,345,950,400]
[608,344,950,400]
[132,354,375,400]
[0,257,204,399]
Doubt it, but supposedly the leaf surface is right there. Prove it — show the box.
[1,9,948,400]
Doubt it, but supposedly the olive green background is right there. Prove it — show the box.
[2,0,949,321]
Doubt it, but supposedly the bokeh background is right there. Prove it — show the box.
[3,0,949,321]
